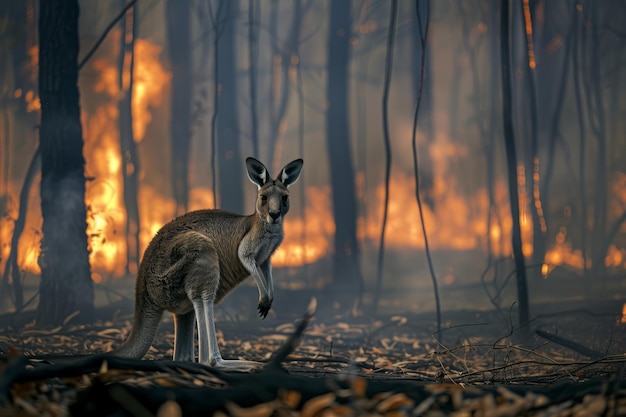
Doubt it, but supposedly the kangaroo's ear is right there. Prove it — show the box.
[277,159,303,187]
[246,157,269,188]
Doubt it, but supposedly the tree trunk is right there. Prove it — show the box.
[519,0,546,272]
[326,0,363,296]
[500,0,530,337]
[216,0,243,213]
[373,0,398,313]
[167,0,192,215]
[248,0,260,159]
[119,0,141,275]
[37,0,93,325]
[588,2,608,275]
[411,0,435,209]
[270,0,306,170]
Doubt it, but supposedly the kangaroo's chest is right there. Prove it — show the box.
[238,230,283,265]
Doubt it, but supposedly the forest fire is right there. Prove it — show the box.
[2,34,626,284]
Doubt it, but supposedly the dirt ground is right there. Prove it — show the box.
[0,283,625,416]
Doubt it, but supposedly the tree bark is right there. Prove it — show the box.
[326,1,363,295]
[37,0,93,325]
[411,0,435,209]
[519,0,546,271]
[248,0,260,159]
[373,0,398,313]
[216,0,243,213]
[588,2,608,275]
[167,0,192,215]
[119,0,141,275]
[500,0,530,336]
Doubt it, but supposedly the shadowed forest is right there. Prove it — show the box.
[1,0,626,415]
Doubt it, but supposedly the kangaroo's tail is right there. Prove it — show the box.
[110,289,163,359]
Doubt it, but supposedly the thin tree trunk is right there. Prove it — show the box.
[1,149,40,311]
[208,0,220,208]
[487,0,500,263]
[500,0,530,336]
[267,0,279,165]
[412,2,435,209]
[326,0,363,297]
[588,2,608,275]
[37,0,93,325]
[216,0,243,213]
[295,13,309,285]
[572,1,588,276]
[519,0,546,271]
[167,0,192,216]
[410,0,440,336]
[270,0,307,170]
[373,0,397,314]
[248,0,260,158]
[118,0,140,275]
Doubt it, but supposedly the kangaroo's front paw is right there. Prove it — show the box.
[258,297,272,319]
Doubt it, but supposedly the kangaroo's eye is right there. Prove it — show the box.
[282,195,289,203]
[261,195,268,203]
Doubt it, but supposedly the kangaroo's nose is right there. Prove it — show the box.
[269,211,280,221]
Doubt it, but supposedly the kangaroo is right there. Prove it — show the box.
[112,157,303,371]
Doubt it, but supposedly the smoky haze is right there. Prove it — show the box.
[1,0,625,345]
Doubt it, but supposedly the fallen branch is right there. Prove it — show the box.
[266,297,317,369]
[536,329,604,359]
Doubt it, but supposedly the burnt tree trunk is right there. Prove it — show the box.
[519,0,546,272]
[216,0,243,213]
[326,1,363,297]
[167,0,192,215]
[119,0,140,275]
[411,0,435,209]
[268,0,308,169]
[37,0,93,325]
[588,2,608,275]
[500,0,530,336]
[373,0,398,313]
[248,0,260,159]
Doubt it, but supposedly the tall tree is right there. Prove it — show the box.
[326,1,363,297]
[500,0,530,337]
[167,0,192,215]
[268,0,306,169]
[373,0,398,313]
[518,0,546,272]
[37,0,93,324]
[119,0,141,274]
[411,0,435,209]
[215,0,243,213]
[248,0,260,159]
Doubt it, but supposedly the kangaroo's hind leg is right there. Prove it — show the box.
[192,297,264,372]
[173,311,195,361]
[183,239,264,371]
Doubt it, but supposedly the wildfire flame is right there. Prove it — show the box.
[2,33,626,284]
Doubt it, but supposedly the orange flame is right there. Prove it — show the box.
[83,33,170,280]
[3,32,626,285]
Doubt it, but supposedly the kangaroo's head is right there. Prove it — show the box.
[246,157,303,226]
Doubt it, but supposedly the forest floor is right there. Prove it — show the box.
[0,281,625,416]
